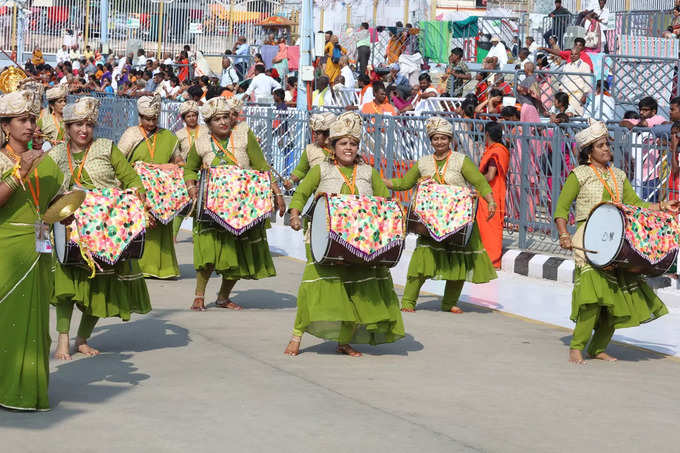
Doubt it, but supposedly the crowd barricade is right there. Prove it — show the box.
[68,94,673,253]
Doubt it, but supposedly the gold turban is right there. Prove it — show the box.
[63,96,100,124]
[329,112,362,141]
[18,79,45,98]
[309,112,337,132]
[179,100,199,117]
[46,84,68,101]
[425,117,453,138]
[0,90,42,118]
[137,93,162,118]
[200,97,231,121]
[575,119,609,149]
[226,97,244,114]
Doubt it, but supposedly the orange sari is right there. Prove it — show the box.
[476,142,510,268]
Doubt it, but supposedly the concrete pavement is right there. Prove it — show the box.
[1,232,680,453]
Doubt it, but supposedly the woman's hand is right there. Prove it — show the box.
[18,149,43,179]
[382,178,393,190]
[486,200,497,221]
[559,234,573,250]
[275,194,286,217]
[187,182,198,200]
[283,178,294,190]
[660,200,680,213]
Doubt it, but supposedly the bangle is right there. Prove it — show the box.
[3,175,19,191]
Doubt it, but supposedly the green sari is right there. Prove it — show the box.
[125,128,181,279]
[0,154,63,411]
[53,146,151,322]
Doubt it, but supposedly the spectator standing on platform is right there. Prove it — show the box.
[387,29,405,64]
[221,55,239,90]
[324,36,346,83]
[526,36,538,60]
[272,37,289,79]
[444,47,471,98]
[233,36,250,79]
[560,49,592,116]
[544,0,571,46]
[356,22,371,76]
[339,56,356,89]
[57,45,70,64]
[488,36,508,67]
[477,122,510,269]
[245,64,281,102]
[540,37,593,71]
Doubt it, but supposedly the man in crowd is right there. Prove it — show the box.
[543,0,571,46]
[312,75,335,107]
[233,36,250,79]
[488,36,508,67]
[559,49,592,116]
[356,22,371,76]
[539,37,593,71]
[360,81,396,116]
[444,47,471,97]
[245,64,281,102]
[221,55,239,90]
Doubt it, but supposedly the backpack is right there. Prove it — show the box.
[331,46,342,64]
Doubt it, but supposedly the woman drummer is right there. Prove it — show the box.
[37,84,67,146]
[384,117,498,314]
[118,94,183,279]
[554,119,679,364]
[285,112,405,357]
[0,89,65,410]
[283,112,336,190]
[173,100,209,238]
[183,97,285,312]
[50,97,151,360]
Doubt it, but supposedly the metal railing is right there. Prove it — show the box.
[69,93,675,255]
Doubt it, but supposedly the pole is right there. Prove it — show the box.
[157,1,164,58]
[228,0,235,48]
[372,0,378,28]
[11,4,17,53]
[346,5,351,27]
[84,0,91,48]
[430,0,437,21]
[296,0,313,110]
[100,0,109,54]
[320,9,324,30]
[403,0,409,25]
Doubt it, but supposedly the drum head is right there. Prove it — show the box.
[583,203,624,267]
[310,196,330,263]
[53,222,67,264]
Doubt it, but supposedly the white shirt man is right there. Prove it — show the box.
[57,46,70,64]
[221,60,239,88]
[488,37,508,67]
[312,86,336,107]
[340,65,355,89]
[561,55,592,116]
[245,70,281,102]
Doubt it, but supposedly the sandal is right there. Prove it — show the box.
[190,296,206,311]
[215,299,242,310]
[337,344,362,357]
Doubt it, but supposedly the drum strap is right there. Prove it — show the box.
[336,164,358,195]
[433,152,452,184]
[139,127,158,160]
[590,164,620,202]
[210,134,238,165]
[67,142,91,186]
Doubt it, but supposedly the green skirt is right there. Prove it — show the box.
[53,260,151,321]
[192,221,276,279]
[406,224,497,283]
[571,264,668,328]
[138,222,180,279]
[293,245,405,345]
[0,254,52,411]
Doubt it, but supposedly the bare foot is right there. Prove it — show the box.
[215,299,242,310]
[284,336,301,356]
[75,338,100,357]
[54,333,71,360]
[591,352,618,362]
[569,349,585,364]
[190,296,206,311]
[337,344,362,357]
[401,307,416,313]
[449,306,464,314]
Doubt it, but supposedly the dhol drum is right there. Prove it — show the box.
[53,222,145,266]
[53,188,146,267]
[310,193,406,267]
[195,166,274,235]
[407,181,478,248]
[134,162,192,224]
[583,202,680,276]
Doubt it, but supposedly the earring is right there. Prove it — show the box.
[587,155,591,164]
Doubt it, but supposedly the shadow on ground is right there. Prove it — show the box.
[559,335,671,362]
[300,333,424,357]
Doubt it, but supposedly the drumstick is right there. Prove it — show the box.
[571,246,598,254]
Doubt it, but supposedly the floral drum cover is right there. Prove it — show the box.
[412,181,475,242]
[135,162,192,224]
